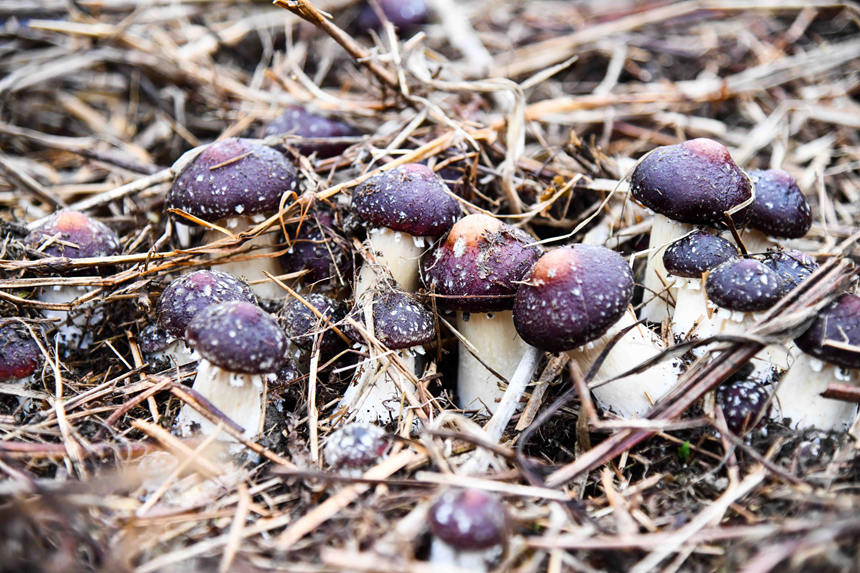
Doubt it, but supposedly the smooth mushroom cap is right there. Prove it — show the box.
[264,105,357,158]
[323,423,390,470]
[351,163,459,237]
[631,138,751,225]
[157,269,257,338]
[282,293,346,356]
[716,379,770,435]
[663,231,739,278]
[356,0,429,31]
[0,321,41,381]
[744,169,812,239]
[167,138,297,221]
[185,301,287,374]
[421,213,541,313]
[762,250,818,291]
[794,293,860,369]
[705,258,786,312]
[279,211,352,285]
[345,290,435,350]
[24,210,120,259]
[428,489,508,551]
[513,245,634,352]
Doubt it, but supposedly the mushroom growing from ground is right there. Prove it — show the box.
[773,293,859,431]
[716,379,771,436]
[351,163,459,300]
[0,320,41,392]
[166,138,298,299]
[282,292,347,363]
[514,245,682,418]
[177,300,288,441]
[421,213,541,414]
[323,423,390,475]
[631,138,752,323]
[279,210,352,293]
[264,105,358,159]
[23,210,121,351]
[427,488,508,571]
[740,169,812,254]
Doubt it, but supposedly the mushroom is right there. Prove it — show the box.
[356,0,430,32]
[514,245,682,418]
[740,169,812,254]
[631,138,752,323]
[420,213,541,414]
[279,210,352,292]
[23,210,121,350]
[0,320,41,393]
[427,489,508,571]
[177,300,288,441]
[282,292,347,362]
[166,138,298,299]
[716,379,771,436]
[264,105,358,159]
[351,163,459,300]
[762,249,818,291]
[323,423,390,475]
[773,293,859,431]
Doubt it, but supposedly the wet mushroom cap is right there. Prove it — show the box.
[0,321,41,381]
[631,138,752,225]
[428,489,508,551]
[264,105,357,158]
[157,269,257,338]
[705,258,786,312]
[186,301,288,374]
[279,212,352,285]
[351,163,459,237]
[24,210,120,259]
[282,293,346,355]
[421,214,541,313]
[356,0,429,31]
[663,231,739,278]
[744,169,812,239]
[323,423,390,470]
[345,290,435,350]
[716,379,770,435]
[762,250,818,291]
[794,293,860,369]
[138,323,175,355]
[513,245,634,352]
[167,138,297,221]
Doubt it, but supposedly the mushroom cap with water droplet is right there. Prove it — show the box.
[716,379,770,435]
[282,293,346,356]
[663,231,739,278]
[345,290,435,350]
[762,250,818,291]
[705,258,786,312]
[157,270,257,338]
[794,293,860,369]
[0,321,41,381]
[745,169,812,239]
[24,210,121,259]
[324,423,390,470]
[428,489,508,551]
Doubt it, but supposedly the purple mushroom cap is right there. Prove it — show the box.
[428,489,508,551]
[167,138,297,222]
[356,0,429,31]
[263,105,358,158]
[345,290,435,350]
[157,270,257,338]
[794,293,860,369]
[185,301,288,374]
[0,321,41,381]
[716,379,770,435]
[139,323,175,355]
[24,210,120,259]
[323,423,390,470]
[513,245,634,352]
[351,163,459,237]
[744,169,812,239]
[631,138,752,226]
[762,250,818,291]
[705,258,786,312]
[279,212,352,286]
[663,231,739,279]
[282,293,346,356]
[421,214,541,313]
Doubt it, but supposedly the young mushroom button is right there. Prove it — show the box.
[716,379,771,436]
[282,293,346,360]
[741,169,812,253]
[323,423,390,475]
[428,489,508,572]
[0,321,41,383]
[264,105,358,159]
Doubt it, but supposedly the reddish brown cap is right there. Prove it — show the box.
[24,210,120,259]
[744,169,811,239]
[0,321,41,381]
[428,489,508,551]
[794,293,859,368]
[704,258,786,312]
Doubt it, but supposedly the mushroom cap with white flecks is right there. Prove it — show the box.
[185,301,287,374]
[323,423,390,470]
[762,250,818,291]
[663,231,739,279]
[705,258,786,312]
[278,211,352,286]
[716,379,770,435]
[428,489,508,551]
[344,290,435,349]
[351,163,459,237]
[0,321,41,381]
[795,293,860,369]
[513,245,633,352]
[282,293,346,356]
[138,323,175,355]
[24,210,121,260]
[743,169,812,239]
[167,138,297,221]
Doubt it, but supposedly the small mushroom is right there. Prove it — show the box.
[356,0,430,32]
[0,320,41,385]
[631,139,751,322]
[279,210,352,292]
[323,423,390,475]
[177,300,288,441]
[427,489,508,572]
[762,249,818,291]
[741,169,812,253]
[166,138,298,298]
[264,105,358,158]
[716,379,771,436]
[282,293,347,360]
[773,293,859,431]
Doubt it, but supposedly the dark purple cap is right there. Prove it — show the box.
[323,423,390,470]
[421,214,541,313]
[794,293,859,369]
[24,210,120,259]
[716,379,770,435]
[356,0,429,31]
[167,138,297,221]
[744,169,812,239]
[263,105,358,158]
[157,270,257,338]
[428,489,508,551]
[705,258,786,312]
[139,323,175,355]
[663,231,739,279]
[762,250,818,291]
[0,321,41,381]
[282,293,346,356]
[185,301,288,374]
[279,211,352,286]
[513,245,633,352]
[631,138,752,225]
[351,163,459,236]
[345,290,435,349]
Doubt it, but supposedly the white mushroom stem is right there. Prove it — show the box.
[670,277,712,341]
[429,539,500,572]
[740,228,776,255]
[456,310,532,414]
[202,216,284,299]
[148,340,198,369]
[338,348,418,424]
[640,214,692,323]
[39,285,103,350]
[177,359,268,441]
[354,227,426,300]
[773,356,857,431]
[567,307,682,418]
